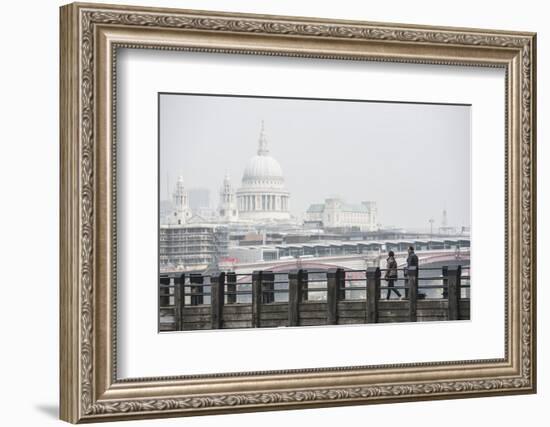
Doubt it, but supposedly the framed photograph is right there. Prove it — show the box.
[60,2,537,423]
[157,93,472,331]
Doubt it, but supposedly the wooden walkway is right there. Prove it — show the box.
[159,266,470,331]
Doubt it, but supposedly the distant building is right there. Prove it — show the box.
[439,209,456,235]
[159,220,228,272]
[218,173,239,222]
[225,237,470,265]
[305,198,378,231]
[227,230,285,247]
[236,231,284,246]
[236,122,291,222]
[227,246,280,264]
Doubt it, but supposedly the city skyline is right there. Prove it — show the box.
[160,94,471,230]
[161,177,457,232]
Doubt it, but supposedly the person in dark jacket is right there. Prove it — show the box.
[404,246,419,299]
[384,250,401,299]
[406,246,419,271]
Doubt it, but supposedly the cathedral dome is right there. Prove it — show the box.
[242,155,284,184]
[236,122,291,222]
[240,122,284,188]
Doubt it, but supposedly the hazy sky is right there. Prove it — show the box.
[160,94,470,230]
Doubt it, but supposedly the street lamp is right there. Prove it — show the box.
[429,218,435,237]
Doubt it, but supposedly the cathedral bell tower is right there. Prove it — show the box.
[218,173,238,222]
[172,176,192,225]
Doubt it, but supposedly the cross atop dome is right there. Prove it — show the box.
[257,120,269,156]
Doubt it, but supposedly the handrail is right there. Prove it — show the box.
[159,265,470,302]
[160,265,470,278]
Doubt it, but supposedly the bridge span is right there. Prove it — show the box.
[221,248,469,275]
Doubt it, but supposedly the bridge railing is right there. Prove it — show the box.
[159,266,470,330]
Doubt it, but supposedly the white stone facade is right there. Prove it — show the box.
[306,198,378,231]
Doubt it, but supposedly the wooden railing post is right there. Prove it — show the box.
[175,273,185,331]
[288,270,300,326]
[366,267,381,323]
[189,273,204,306]
[159,274,170,307]
[252,271,262,328]
[326,268,344,325]
[442,266,449,299]
[263,271,275,304]
[301,269,309,301]
[226,271,237,304]
[210,272,225,329]
[447,265,462,320]
[158,275,170,331]
[338,269,346,301]
[407,266,418,322]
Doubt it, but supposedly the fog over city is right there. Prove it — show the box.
[160,93,470,231]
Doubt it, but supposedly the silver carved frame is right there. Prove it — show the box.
[59,2,537,423]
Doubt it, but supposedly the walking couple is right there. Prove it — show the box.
[384,246,418,300]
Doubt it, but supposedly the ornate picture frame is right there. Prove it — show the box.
[60,2,536,423]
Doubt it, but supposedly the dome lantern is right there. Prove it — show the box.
[257,120,269,156]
